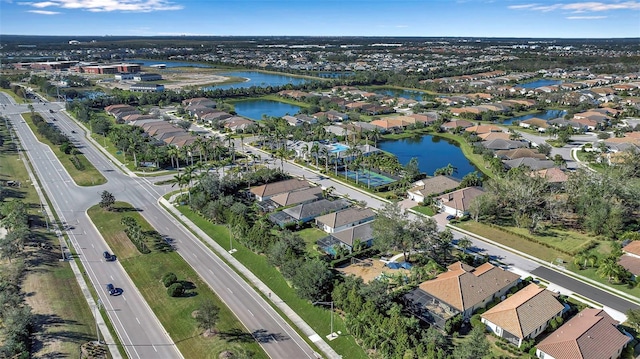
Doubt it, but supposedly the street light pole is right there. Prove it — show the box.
[228,223,236,254]
[312,301,335,339]
[96,299,102,343]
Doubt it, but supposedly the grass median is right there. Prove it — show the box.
[22,113,106,186]
[87,202,267,359]
[175,206,369,359]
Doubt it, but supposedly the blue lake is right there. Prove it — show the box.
[501,109,566,125]
[233,100,301,120]
[132,59,212,68]
[204,71,310,91]
[518,79,562,89]
[373,88,430,101]
[378,135,478,179]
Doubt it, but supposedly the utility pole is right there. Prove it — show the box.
[312,301,336,340]
[228,223,237,254]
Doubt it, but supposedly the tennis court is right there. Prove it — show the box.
[339,169,396,187]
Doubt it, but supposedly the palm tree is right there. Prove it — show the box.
[597,257,622,283]
[319,147,329,173]
[301,143,310,165]
[167,145,180,170]
[311,142,320,168]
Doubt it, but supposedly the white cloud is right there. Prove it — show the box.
[27,9,60,14]
[566,15,608,19]
[509,1,640,12]
[19,0,183,12]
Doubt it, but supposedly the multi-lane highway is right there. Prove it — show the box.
[1,93,321,358]
[1,93,182,359]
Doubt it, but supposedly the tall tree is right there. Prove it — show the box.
[99,191,115,211]
[194,300,220,334]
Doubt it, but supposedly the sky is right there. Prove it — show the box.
[0,0,639,38]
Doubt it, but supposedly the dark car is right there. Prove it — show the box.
[446,215,456,221]
[106,283,117,296]
[103,251,115,261]
[49,109,54,113]
[71,130,76,134]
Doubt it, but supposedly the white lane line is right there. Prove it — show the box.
[110,275,114,280]
[91,243,94,248]
[248,310,254,317]
[136,317,141,325]
[208,269,214,274]
[152,345,158,352]
[226,287,233,293]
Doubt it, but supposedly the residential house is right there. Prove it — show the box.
[503,158,555,171]
[407,176,461,203]
[404,262,520,328]
[535,308,632,359]
[496,148,547,160]
[269,199,351,227]
[249,178,310,202]
[270,186,323,208]
[220,116,255,133]
[282,115,303,126]
[481,284,565,348]
[482,139,527,151]
[465,124,503,135]
[441,120,474,131]
[479,132,512,141]
[520,118,550,132]
[435,186,484,217]
[315,207,376,233]
[182,97,217,108]
[619,241,640,279]
[317,222,374,253]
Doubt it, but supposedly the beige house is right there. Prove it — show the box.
[435,186,484,217]
[481,284,565,348]
[407,176,461,203]
[315,207,376,233]
[249,179,310,202]
[535,308,632,359]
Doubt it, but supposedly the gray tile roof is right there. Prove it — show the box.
[283,199,350,221]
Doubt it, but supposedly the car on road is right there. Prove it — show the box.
[446,215,456,221]
[106,283,117,296]
[103,251,115,261]
[49,109,54,113]
[71,130,76,134]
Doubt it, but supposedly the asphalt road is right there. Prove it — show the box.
[0,94,181,359]
[531,267,639,313]
[2,93,319,359]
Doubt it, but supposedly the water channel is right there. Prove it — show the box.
[204,71,311,91]
[501,109,567,125]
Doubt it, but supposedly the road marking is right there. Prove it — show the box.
[152,345,158,352]
[91,244,94,248]
[208,269,214,274]
[272,334,278,343]
[193,254,197,259]
[110,275,114,280]
[226,287,233,293]
[122,295,126,301]
[136,317,140,324]
[248,310,254,317]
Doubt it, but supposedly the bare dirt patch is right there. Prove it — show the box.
[336,259,410,283]
[98,72,229,91]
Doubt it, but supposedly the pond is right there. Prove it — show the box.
[518,79,562,89]
[501,109,567,125]
[378,135,479,179]
[373,88,431,101]
[131,59,212,68]
[233,100,302,120]
[203,71,311,91]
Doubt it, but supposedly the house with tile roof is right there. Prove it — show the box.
[481,284,566,348]
[535,308,632,359]
[404,262,520,328]
[496,148,547,160]
[520,118,550,132]
[503,158,555,171]
[249,178,310,202]
[407,175,461,203]
[435,186,485,217]
[619,240,640,279]
[315,207,376,233]
[270,186,323,208]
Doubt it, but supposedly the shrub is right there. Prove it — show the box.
[470,313,484,328]
[167,282,184,297]
[162,272,178,288]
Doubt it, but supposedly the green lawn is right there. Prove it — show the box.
[0,88,27,103]
[0,121,99,358]
[87,203,268,359]
[23,113,106,186]
[297,227,328,254]
[411,205,435,216]
[175,207,369,359]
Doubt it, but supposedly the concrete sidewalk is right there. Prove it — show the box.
[160,197,340,359]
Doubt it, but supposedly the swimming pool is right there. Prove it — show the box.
[328,143,350,153]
